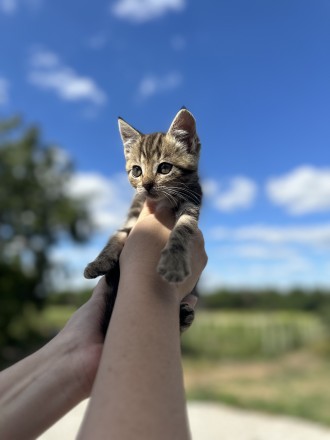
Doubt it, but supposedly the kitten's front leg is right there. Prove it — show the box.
[157,203,200,284]
[84,193,145,279]
[84,231,127,279]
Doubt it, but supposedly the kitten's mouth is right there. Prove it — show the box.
[144,188,164,201]
[146,192,159,200]
[138,187,164,201]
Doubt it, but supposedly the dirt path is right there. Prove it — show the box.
[39,400,330,440]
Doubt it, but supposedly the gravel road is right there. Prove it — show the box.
[39,400,330,440]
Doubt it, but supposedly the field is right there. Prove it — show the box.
[181,310,326,359]
[5,305,330,426]
[182,310,330,426]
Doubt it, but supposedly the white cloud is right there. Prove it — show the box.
[211,223,330,248]
[200,258,316,292]
[0,76,9,105]
[31,49,60,68]
[111,0,185,23]
[216,177,257,211]
[0,0,17,14]
[206,221,330,288]
[137,72,182,99]
[203,177,258,212]
[50,243,104,291]
[219,244,301,261]
[215,242,313,274]
[50,170,135,290]
[28,48,107,106]
[66,171,134,231]
[266,166,330,215]
[202,235,328,291]
[236,258,314,285]
[201,178,218,197]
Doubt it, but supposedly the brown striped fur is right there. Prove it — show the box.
[84,108,202,331]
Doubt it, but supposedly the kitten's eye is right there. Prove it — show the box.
[131,166,142,178]
[157,162,173,175]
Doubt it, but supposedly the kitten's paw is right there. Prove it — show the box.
[180,303,195,332]
[84,258,117,279]
[157,249,191,283]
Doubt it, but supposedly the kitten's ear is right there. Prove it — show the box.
[167,108,199,152]
[118,117,141,157]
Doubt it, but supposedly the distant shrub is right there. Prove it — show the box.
[181,310,326,360]
[200,288,330,313]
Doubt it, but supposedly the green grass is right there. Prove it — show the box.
[184,352,330,426]
[5,305,330,425]
[182,310,330,426]
[39,305,75,328]
[182,310,326,360]
[7,304,76,341]
[1,304,77,367]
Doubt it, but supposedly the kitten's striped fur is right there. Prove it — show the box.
[84,108,202,332]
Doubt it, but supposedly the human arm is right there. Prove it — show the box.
[0,202,205,439]
[0,278,110,439]
[78,203,207,440]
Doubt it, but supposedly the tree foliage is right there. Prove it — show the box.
[200,287,330,312]
[0,116,92,352]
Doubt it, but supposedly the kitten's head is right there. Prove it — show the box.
[118,108,201,203]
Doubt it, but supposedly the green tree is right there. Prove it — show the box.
[0,116,92,359]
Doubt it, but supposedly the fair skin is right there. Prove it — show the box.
[0,273,107,439]
[0,202,207,439]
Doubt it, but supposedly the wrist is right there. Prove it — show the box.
[45,334,90,401]
[0,337,86,439]
[119,266,181,306]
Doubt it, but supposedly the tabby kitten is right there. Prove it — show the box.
[84,108,202,331]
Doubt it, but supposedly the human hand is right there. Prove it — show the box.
[50,277,111,398]
[78,202,204,440]
[50,201,206,397]
[119,201,207,304]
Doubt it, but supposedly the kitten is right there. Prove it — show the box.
[84,108,202,332]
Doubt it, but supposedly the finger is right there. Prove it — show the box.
[194,229,208,269]
[136,200,155,222]
[181,293,198,308]
[135,201,175,230]
[91,276,110,301]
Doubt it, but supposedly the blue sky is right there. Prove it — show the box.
[1,0,330,291]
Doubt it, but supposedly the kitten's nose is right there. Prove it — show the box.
[143,182,154,193]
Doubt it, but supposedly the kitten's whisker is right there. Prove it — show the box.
[181,183,203,197]
[156,186,177,206]
[166,187,201,204]
[168,184,201,197]
[164,189,179,206]
[166,189,195,206]
[171,185,202,200]
[164,192,176,206]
